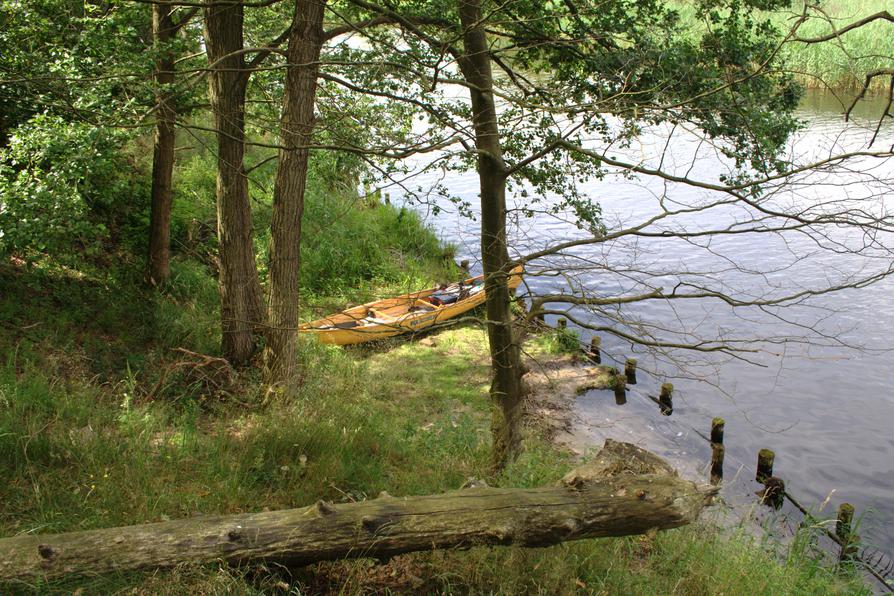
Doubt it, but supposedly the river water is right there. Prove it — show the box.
[397,90,894,557]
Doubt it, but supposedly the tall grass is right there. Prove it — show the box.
[776,0,894,91]
[673,0,894,92]
[0,324,865,593]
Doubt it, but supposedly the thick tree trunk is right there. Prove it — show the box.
[262,0,326,384]
[457,0,525,470]
[203,3,264,365]
[148,1,176,286]
[0,470,714,582]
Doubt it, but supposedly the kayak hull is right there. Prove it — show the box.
[299,266,523,346]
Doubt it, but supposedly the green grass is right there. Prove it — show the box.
[529,325,584,355]
[169,125,457,314]
[0,293,866,593]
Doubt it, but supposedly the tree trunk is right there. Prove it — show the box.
[457,0,525,470]
[203,2,264,365]
[0,110,8,149]
[0,471,714,582]
[263,0,327,384]
[148,1,176,286]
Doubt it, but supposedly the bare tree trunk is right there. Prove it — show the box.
[148,1,176,286]
[0,469,714,582]
[203,2,264,365]
[263,0,327,384]
[457,0,525,470]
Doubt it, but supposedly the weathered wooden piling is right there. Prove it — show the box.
[624,358,638,384]
[557,317,567,329]
[710,443,724,484]
[709,417,724,484]
[756,448,775,483]
[710,417,725,445]
[761,477,785,509]
[658,383,673,416]
[836,503,858,562]
[614,371,627,405]
[586,336,601,364]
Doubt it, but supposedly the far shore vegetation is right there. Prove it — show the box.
[675,0,894,92]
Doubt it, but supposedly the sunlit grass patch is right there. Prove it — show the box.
[526,325,584,356]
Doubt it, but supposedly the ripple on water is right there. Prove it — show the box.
[401,90,894,553]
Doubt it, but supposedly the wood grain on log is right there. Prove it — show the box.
[0,444,715,582]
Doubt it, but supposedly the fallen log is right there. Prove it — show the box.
[0,442,715,583]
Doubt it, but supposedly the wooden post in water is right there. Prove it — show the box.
[710,417,725,445]
[761,477,785,509]
[710,444,724,485]
[658,383,673,416]
[557,317,567,330]
[709,417,725,484]
[756,449,775,483]
[624,358,638,384]
[836,503,858,562]
[614,371,627,405]
[586,336,601,364]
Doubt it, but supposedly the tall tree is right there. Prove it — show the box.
[263,0,328,382]
[456,0,525,469]
[147,1,177,286]
[203,1,265,365]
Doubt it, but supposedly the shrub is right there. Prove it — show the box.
[0,115,143,258]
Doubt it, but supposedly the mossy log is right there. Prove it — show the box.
[0,444,715,583]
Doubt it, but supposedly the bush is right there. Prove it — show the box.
[0,115,143,258]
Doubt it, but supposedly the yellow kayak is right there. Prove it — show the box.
[299,266,523,345]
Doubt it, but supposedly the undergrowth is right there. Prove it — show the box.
[0,262,866,593]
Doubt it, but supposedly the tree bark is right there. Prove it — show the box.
[457,0,525,470]
[203,2,265,365]
[0,471,714,582]
[0,110,8,149]
[262,0,327,384]
[148,1,177,286]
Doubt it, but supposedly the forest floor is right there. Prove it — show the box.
[0,248,868,595]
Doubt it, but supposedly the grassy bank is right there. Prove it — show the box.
[1,262,865,592]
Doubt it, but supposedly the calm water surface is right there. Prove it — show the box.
[398,90,894,555]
